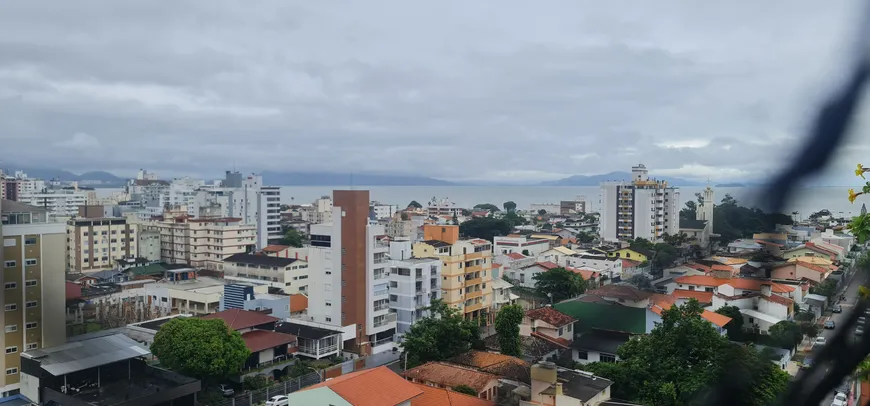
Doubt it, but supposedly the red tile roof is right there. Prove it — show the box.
[262,244,290,253]
[702,311,733,328]
[411,382,494,406]
[530,331,571,349]
[506,252,527,260]
[302,366,423,406]
[711,264,733,272]
[621,259,642,268]
[685,263,713,272]
[535,261,560,270]
[568,267,600,281]
[201,309,279,331]
[525,306,576,327]
[240,330,297,353]
[671,289,714,304]
[405,362,500,393]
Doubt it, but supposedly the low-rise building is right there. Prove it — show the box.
[404,361,501,401]
[275,320,344,360]
[222,253,310,294]
[527,362,629,406]
[493,236,551,257]
[202,309,297,372]
[522,306,576,349]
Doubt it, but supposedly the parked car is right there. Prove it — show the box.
[802,358,813,370]
[266,395,289,406]
[857,325,865,336]
[860,316,867,325]
[219,383,234,397]
[824,320,836,329]
[832,305,842,313]
[834,392,848,403]
[814,336,827,347]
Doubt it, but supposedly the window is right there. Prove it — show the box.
[25,322,37,330]
[325,317,332,322]
[3,260,15,268]
[5,346,17,354]
[25,301,37,308]
[5,368,17,375]
[325,302,332,307]
[4,325,16,333]
[4,304,16,311]
[558,327,564,336]
[600,353,617,363]
[576,350,588,360]
[4,282,15,290]
[25,280,36,287]
[26,343,38,350]
[24,259,37,266]
[24,237,37,245]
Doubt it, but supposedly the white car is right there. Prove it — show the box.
[832,392,848,406]
[265,395,289,406]
[814,336,827,347]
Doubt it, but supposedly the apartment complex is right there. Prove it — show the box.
[66,216,138,272]
[387,240,442,336]
[17,187,91,219]
[413,225,493,322]
[0,200,67,397]
[143,215,256,270]
[306,190,397,356]
[257,186,282,249]
[222,253,310,294]
[599,164,680,242]
[0,172,45,201]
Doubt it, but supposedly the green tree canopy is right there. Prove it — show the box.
[495,304,524,357]
[533,267,588,302]
[541,223,553,230]
[809,278,838,297]
[151,317,250,381]
[767,321,803,350]
[452,385,478,396]
[408,200,423,209]
[715,305,744,341]
[583,300,788,406]
[537,209,547,216]
[576,231,595,244]
[503,201,517,212]
[401,300,481,368]
[474,203,501,212]
[459,217,512,241]
[282,228,304,248]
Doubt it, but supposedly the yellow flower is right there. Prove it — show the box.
[849,188,863,203]
[858,164,868,178]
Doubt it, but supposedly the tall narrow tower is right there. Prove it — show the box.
[697,182,714,223]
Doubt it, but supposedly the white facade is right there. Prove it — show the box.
[492,236,551,256]
[137,229,161,262]
[17,189,88,219]
[566,255,623,279]
[599,164,680,242]
[257,186,282,249]
[371,203,398,220]
[388,250,442,336]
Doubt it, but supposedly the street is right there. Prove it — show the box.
[806,268,867,405]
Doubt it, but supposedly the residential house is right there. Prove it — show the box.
[711,282,795,333]
[515,262,560,288]
[497,252,536,281]
[820,229,854,252]
[493,236,551,256]
[404,362,501,401]
[783,240,845,263]
[522,306,576,350]
[19,332,201,406]
[648,294,731,336]
[566,254,624,280]
[771,257,836,283]
[202,309,297,371]
[537,246,579,267]
[275,320,344,360]
[600,246,652,262]
[529,233,564,249]
[570,329,633,365]
[222,253,310,294]
[525,362,636,406]
[727,239,763,253]
[491,278,519,313]
[448,350,532,384]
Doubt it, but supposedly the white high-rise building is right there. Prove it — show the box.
[387,240,441,337]
[599,164,680,242]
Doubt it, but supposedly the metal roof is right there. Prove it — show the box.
[22,333,150,376]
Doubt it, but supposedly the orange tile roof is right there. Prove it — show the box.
[622,259,642,268]
[674,275,732,287]
[565,266,599,280]
[289,294,308,313]
[447,350,530,383]
[505,253,527,260]
[795,261,832,273]
[201,309,279,331]
[262,244,290,253]
[702,310,733,327]
[535,261,560,270]
[411,383,494,406]
[760,293,794,307]
[530,331,571,349]
[525,306,576,327]
[648,293,731,327]
[685,263,713,272]
[711,264,733,272]
[726,278,795,293]
[672,289,714,304]
[302,366,423,406]
[405,362,500,393]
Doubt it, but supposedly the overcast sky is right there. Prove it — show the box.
[1,1,868,183]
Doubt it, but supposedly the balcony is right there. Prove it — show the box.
[465,290,483,300]
[374,302,390,311]
[374,272,388,281]
[464,302,483,313]
[372,336,394,348]
[464,277,482,286]
[374,313,397,328]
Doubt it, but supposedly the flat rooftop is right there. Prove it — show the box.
[157,276,226,293]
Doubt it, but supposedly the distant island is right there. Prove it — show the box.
[537,171,701,187]
[715,183,746,187]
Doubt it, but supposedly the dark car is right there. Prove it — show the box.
[832,305,843,313]
[825,320,836,329]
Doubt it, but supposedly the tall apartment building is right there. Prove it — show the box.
[143,215,256,270]
[387,240,441,337]
[0,172,45,201]
[17,188,89,219]
[599,164,680,242]
[257,186,282,249]
[0,200,67,397]
[306,190,396,355]
[303,196,333,224]
[412,225,493,322]
[66,217,138,273]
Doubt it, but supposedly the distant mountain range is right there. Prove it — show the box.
[2,166,126,185]
[537,171,703,186]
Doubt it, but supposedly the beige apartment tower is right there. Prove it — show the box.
[67,217,138,273]
[0,200,67,397]
[143,215,256,270]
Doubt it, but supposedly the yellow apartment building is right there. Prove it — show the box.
[413,225,493,322]
[143,215,256,270]
[1,200,67,397]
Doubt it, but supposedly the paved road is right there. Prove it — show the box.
[809,268,866,405]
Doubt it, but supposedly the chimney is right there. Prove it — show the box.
[530,361,558,384]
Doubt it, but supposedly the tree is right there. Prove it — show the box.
[630,237,654,252]
[459,217,512,241]
[809,278,838,298]
[767,321,803,350]
[541,223,553,231]
[408,200,423,209]
[521,249,530,256]
[626,274,653,291]
[503,201,517,212]
[651,242,678,270]
[576,231,595,244]
[282,228,304,248]
[680,201,698,221]
[474,203,500,213]
[715,305,744,341]
[151,317,250,381]
[401,300,481,368]
[452,385,478,396]
[534,267,588,302]
[582,300,788,406]
[452,213,459,225]
[495,304,524,357]
[401,212,410,221]
[537,209,547,216]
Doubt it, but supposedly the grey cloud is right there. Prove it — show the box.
[0,0,866,183]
